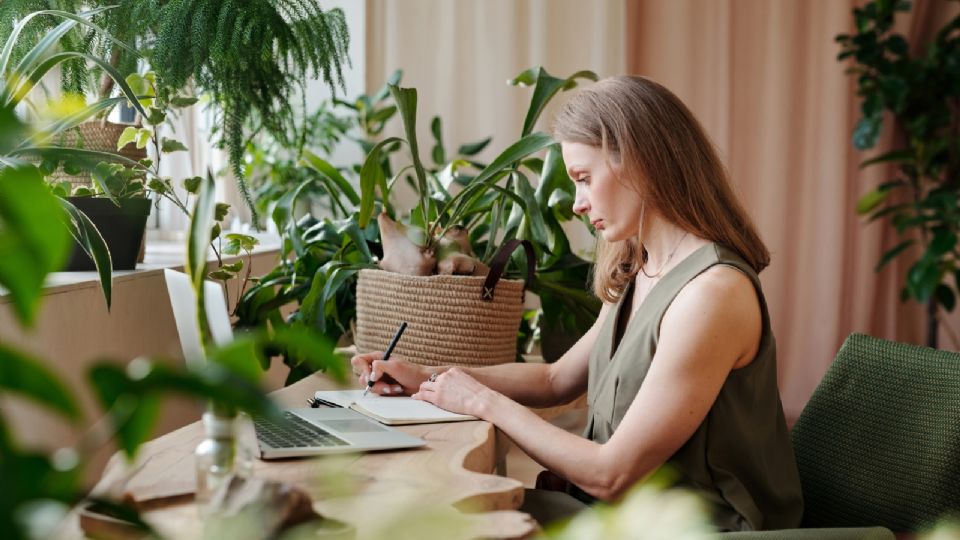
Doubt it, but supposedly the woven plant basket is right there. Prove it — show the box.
[354,240,534,368]
[48,120,146,188]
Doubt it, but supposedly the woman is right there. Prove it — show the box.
[351,76,803,531]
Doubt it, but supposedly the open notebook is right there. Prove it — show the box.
[314,390,476,425]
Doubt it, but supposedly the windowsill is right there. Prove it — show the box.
[0,232,282,301]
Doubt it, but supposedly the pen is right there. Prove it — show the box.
[362,321,408,398]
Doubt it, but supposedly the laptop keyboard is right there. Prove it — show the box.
[254,411,349,448]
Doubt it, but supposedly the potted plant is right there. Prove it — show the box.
[232,66,602,383]
[1,1,352,221]
[839,0,960,347]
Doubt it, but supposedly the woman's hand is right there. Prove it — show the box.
[412,368,498,418]
[349,351,430,396]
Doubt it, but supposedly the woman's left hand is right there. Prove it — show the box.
[412,368,495,419]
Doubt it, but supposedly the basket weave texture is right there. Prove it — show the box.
[354,269,525,367]
[49,121,146,187]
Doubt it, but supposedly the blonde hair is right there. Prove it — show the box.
[553,76,769,303]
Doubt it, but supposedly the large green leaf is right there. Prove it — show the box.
[0,166,71,325]
[271,323,348,383]
[60,198,112,309]
[89,360,277,457]
[301,150,360,205]
[388,85,430,228]
[0,7,120,97]
[187,172,218,350]
[437,132,555,238]
[509,67,598,137]
[0,343,79,421]
[358,137,403,229]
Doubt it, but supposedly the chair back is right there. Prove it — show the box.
[791,333,960,531]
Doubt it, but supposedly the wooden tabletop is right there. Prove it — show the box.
[76,372,539,539]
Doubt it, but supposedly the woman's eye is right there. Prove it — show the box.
[575,176,590,184]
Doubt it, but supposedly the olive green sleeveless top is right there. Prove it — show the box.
[581,243,803,531]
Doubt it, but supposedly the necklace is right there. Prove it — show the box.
[639,231,689,279]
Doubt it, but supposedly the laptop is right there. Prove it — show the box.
[163,269,427,459]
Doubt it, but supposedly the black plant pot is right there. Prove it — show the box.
[64,197,151,271]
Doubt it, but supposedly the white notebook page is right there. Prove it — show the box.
[314,390,475,422]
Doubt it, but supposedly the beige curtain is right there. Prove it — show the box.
[626,0,957,422]
[366,0,625,190]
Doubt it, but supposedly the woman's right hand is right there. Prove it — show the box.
[349,351,432,396]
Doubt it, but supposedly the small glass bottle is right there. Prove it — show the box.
[194,412,238,515]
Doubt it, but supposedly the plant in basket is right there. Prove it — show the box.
[350,68,600,368]
[233,66,602,384]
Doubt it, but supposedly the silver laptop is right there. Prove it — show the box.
[163,269,426,459]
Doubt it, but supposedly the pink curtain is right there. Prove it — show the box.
[625,0,957,422]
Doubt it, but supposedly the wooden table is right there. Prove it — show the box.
[76,373,539,539]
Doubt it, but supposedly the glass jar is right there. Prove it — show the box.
[194,412,257,515]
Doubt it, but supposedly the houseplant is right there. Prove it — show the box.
[234,66,601,383]
[838,0,960,347]
[0,1,352,221]
[0,103,345,536]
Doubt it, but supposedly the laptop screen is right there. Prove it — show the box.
[163,269,234,367]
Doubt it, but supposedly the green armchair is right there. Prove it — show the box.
[719,333,960,539]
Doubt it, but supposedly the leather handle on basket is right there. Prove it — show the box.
[481,239,535,301]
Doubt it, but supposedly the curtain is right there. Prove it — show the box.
[366,0,625,202]
[625,0,957,422]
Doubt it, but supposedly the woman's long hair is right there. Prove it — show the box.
[553,76,769,303]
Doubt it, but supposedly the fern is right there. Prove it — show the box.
[2,0,350,225]
[151,0,350,224]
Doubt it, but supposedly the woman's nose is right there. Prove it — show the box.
[572,192,589,216]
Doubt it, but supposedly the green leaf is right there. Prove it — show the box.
[145,107,166,126]
[874,239,914,272]
[135,128,151,150]
[60,199,113,308]
[458,137,493,157]
[116,127,139,151]
[214,203,230,222]
[187,172,218,347]
[516,67,598,137]
[271,324,348,383]
[183,176,202,194]
[208,269,234,280]
[906,258,940,302]
[0,343,79,421]
[858,148,913,169]
[856,189,889,215]
[89,362,161,458]
[936,284,956,312]
[0,166,71,325]
[431,116,446,165]
[388,85,430,229]
[358,137,404,229]
[271,179,312,239]
[223,233,259,256]
[160,138,188,153]
[169,96,199,108]
[220,261,243,273]
[300,150,360,205]
[853,113,882,150]
[930,229,956,257]
[514,172,550,246]
[207,337,263,382]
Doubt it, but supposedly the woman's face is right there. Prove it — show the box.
[562,142,643,242]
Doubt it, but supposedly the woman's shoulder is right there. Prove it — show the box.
[661,258,763,364]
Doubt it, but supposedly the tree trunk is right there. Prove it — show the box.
[927,297,939,348]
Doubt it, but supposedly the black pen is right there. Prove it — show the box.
[363,321,408,398]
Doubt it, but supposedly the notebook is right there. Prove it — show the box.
[163,269,427,459]
[314,390,477,425]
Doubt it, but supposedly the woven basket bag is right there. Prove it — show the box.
[355,239,534,368]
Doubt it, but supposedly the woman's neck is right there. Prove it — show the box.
[638,212,690,274]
